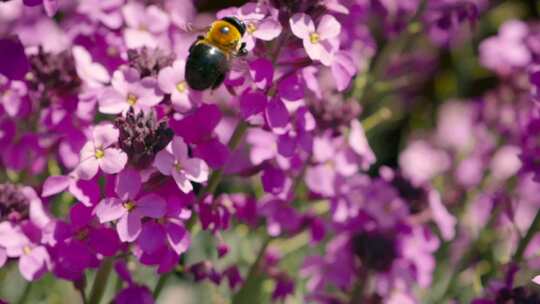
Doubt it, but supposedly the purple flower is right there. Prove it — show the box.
[42,174,100,207]
[0,222,50,281]
[99,68,163,115]
[158,59,197,112]
[399,140,450,186]
[479,20,531,75]
[95,169,166,242]
[72,46,110,88]
[74,123,128,180]
[154,136,209,193]
[290,14,341,66]
[122,2,170,49]
[77,0,124,29]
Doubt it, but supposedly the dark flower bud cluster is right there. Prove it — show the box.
[494,286,540,304]
[351,231,398,272]
[115,107,174,169]
[27,48,81,98]
[390,173,429,214]
[309,96,361,131]
[0,183,30,222]
[127,47,175,78]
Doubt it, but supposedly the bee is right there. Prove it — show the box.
[185,17,248,91]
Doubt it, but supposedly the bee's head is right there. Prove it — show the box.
[208,17,246,50]
[221,16,246,37]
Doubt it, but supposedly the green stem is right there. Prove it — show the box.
[433,205,502,302]
[15,282,32,304]
[88,258,113,304]
[152,273,171,300]
[513,209,540,263]
[232,237,272,304]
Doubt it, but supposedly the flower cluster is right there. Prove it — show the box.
[1,0,540,303]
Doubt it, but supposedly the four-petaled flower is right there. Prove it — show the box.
[154,136,209,193]
[95,169,166,242]
[75,123,128,180]
[290,13,341,66]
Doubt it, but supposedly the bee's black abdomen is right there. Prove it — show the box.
[185,43,229,91]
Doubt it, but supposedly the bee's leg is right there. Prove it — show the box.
[211,73,226,90]
[236,42,248,57]
[189,35,205,53]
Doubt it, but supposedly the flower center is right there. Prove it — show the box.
[123,200,136,212]
[247,22,257,34]
[23,245,32,255]
[174,161,183,171]
[309,32,320,44]
[75,228,89,240]
[95,148,105,159]
[127,94,138,106]
[176,81,187,93]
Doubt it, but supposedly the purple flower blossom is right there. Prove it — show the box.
[154,136,209,193]
[99,68,163,115]
[290,14,341,66]
[95,169,166,242]
[74,123,128,180]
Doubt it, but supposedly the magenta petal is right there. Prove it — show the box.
[95,198,125,223]
[278,73,304,101]
[262,165,286,194]
[169,104,222,144]
[42,175,71,197]
[166,222,190,255]
[193,138,230,169]
[157,249,178,274]
[99,148,127,174]
[70,178,100,207]
[115,168,141,200]
[239,89,267,119]
[137,222,166,254]
[19,247,48,281]
[117,213,142,242]
[69,203,93,229]
[265,98,289,130]
[0,36,30,81]
[75,158,99,180]
[136,194,166,218]
[88,228,121,257]
[249,58,274,90]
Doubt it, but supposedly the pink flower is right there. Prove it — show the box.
[74,124,128,180]
[158,60,198,112]
[73,46,110,88]
[95,169,166,242]
[154,136,209,193]
[99,68,163,115]
[290,14,341,66]
[122,2,170,49]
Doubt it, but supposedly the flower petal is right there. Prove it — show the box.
[136,194,166,218]
[99,148,128,174]
[117,213,142,242]
[171,136,189,161]
[42,175,71,197]
[115,168,141,200]
[153,149,174,176]
[317,15,341,40]
[290,13,315,39]
[137,222,166,254]
[75,158,99,180]
[166,222,190,255]
[93,124,119,148]
[254,18,282,41]
[95,198,125,223]
[182,158,209,183]
[172,170,193,193]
